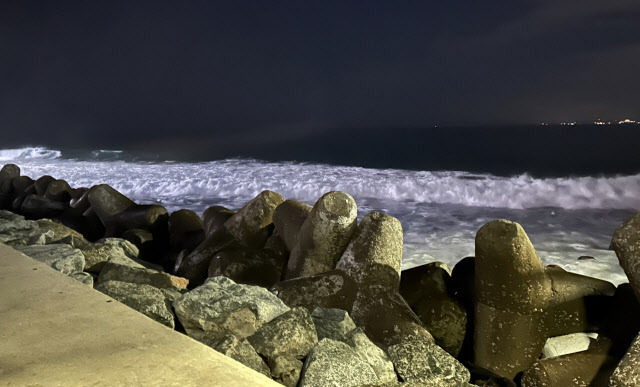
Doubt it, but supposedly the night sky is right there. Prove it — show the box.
[1,1,640,151]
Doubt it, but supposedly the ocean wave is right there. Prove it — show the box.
[0,147,62,161]
[3,155,639,211]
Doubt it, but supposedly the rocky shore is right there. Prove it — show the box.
[1,162,639,386]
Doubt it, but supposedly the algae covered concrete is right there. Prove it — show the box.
[0,242,278,386]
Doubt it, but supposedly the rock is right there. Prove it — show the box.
[542,332,597,359]
[207,247,284,288]
[271,269,358,312]
[95,280,175,328]
[79,237,141,273]
[311,307,356,342]
[11,176,35,197]
[387,337,470,385]
[97,254,189,290]
[611,214,640,300]
[269,356,304,387]
[344,328,397,384]
[16,244,85,275]
[174,228,239,287]
[450,256,476,362]
[36,218,85,242]
[400,262,467,356]
[168,209,204,253]
[200,333,270,376]
[544,265,615,337]
[223,190,284,248]
[336,211,403,288]
[44,179,72,202]
[33,175,55,195]
[85,184,136,224]
[299,338,379,387]
[20,194,66,218]
[273,199,313,251]
[0,210,41,246]
[105,204,169,237]
[350,285,433,348]
[248,307,318,361]
[609,333,640,387]
[263,230,289,264]
[173,276,290,341]
[465,363,517,387]
[285,191,357,279]
[474,219,552,379]
[69,271,94,287]
[0,163,20,179]
[578,255,596,261]
[598,283,640,358]
[202,205,235,237]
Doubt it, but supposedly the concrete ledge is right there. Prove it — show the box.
[0,243,278,386]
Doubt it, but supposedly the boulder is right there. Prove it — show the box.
[474,220,552,379]
[85,184,136,223]
[168,209,204,253]
[173,276,290,341]
[103,203,168,238]
[344,328,397,384]
[311,307,356,342]
[16,244,84,275]
[263,230,289,265]
[0,210,42,246]
[350,285,433,348]
[387,337,470,385]
[11,176,35,197]
[336,211,403,289]
[97,254,189,290]
[79,237,141,273]
[20,194,66,218]
[44,179,72,202]
[33,175,55,195]
[611,213,640,300]
[400,262,467,356]
[299,338,379,387]
[271,269,358,312]
[273,199,312,251]
[69,271,94,287]
[0,163,20,179]
[223,190,284,248]
[542,332,597,359]
[36,218,85,242]
[609,333,640,387]
[285,191,357,279]
[199,333,270,377]
[248,307,318,361]
[269,356,304,387]
[95,280,175,329]
[202,205,235,237]
[207,247,284,288]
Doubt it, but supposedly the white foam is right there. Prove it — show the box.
[0,147,61,161]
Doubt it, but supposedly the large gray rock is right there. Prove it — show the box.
[271,269,358,312]
[311,307,356,342]
[85,184,136,223]
[387,337,470,386]
[207,247,284,288]
[248,307,318,361]
[95,280,175,328]
[273,199,313,251]
[20,194,66,218]
[336,211,403,288]
[79,237,141,273]
[474,220,552,379]
[0,164,20,180]
[202,205,235,237]
[269,356,304,387]
[36,218,86,243]
[174,228,239,286]
[611,214,640,301]
[97,254,189,290]
[199,333,270,377]
[299,338,379,387]
[69,271,94,287]
[16,244,85,275]
[173,276,290,341]
[168,209,204,253]
[345,328,397,385]
[609,332,640,387]
[223,190,284,248]
[285,191,357,279]
[44,179,72,202]
[0,210,41,246]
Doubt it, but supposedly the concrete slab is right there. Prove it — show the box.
[0,243,278,386]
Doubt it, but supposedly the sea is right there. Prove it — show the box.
[1,125,639,286]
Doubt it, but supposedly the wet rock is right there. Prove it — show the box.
[33,175,55,195]
[542,332,597,359]
[611,213,640,300]
[69,271,94,287]
[387,337,470,385]
[44,179,72,202]
[0,163,20,179]
[271,269,358,312]
[345,328,397,384]
[85,184,135,224]
[311,307,356,342]
[16,244,85,275]
[269,356,304,387]
[168,209,204,253]
[223,190,284,248]
[400,262,467,356]
[173,276,290,341]
[336,211,403,288]
[20,194,66,218]
[248,307,318,361]
[202,205,235,237]
[11,176,35,197]
[79,237,141,273]
[474,220,552,379]
[207,247,284,288]
[95,280,175,328]
[285,191,357,279]
[97,254,189,290]
[350,285,433,348]
[299,338,378,387]
[609,332,640,387]
[200,333,270,377]
[105,203,169,237]
[273,199,312,251]
[263,230,289,266]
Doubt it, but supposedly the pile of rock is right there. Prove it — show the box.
[1,162,639,386]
